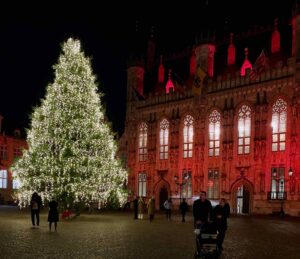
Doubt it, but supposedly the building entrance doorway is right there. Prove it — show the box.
[159,187,168,210]
[236,185,250,214]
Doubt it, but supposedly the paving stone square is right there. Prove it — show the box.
[0,206,300,259]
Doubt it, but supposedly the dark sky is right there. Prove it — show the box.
[0,1,294,137]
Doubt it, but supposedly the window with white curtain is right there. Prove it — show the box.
[183,115,194,158]
[272,98,287,152]
[238,105,251,154]
[208,110,221,157]
[138,122,148,162]
[159,119,169,159]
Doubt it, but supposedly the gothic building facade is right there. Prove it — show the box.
[120,11,300,216]
[0,115,27,204]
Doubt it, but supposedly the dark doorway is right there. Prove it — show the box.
[159,187,168,210]
[236,185,250,214]
[242,187,250,214]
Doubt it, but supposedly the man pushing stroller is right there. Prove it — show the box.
[193,192,230,256]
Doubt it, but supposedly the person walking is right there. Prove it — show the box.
[193,191,212,226]
[48,199,59,232]
[213,198,230,253]
[147,196,155,222]
[138,197,144,220]
[133,196,138,220]
[164,198,172,220]
[179,198,188,222]
[30,192,42,228]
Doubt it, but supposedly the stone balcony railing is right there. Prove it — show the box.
[136,58,295,109]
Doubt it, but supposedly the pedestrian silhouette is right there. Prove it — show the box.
[30,192,42,228]
[48,199,59,231]
[133,196,138,220]
[180,198,188,222]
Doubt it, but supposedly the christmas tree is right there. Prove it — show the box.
[12,38,127,209]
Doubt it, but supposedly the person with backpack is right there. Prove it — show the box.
[30,192,42,228]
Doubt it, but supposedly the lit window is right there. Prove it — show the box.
[182,170,192,198]
[270,167,285,199]
[0,170,7,189]
[159,119,169,160]
[138,122,148,162]
[12,172,20,189]
[183,115,194,158]
[208,110,221,157]
[207,169,219,199]
[138,172,147,197]
[272,98,287,152]
[238,105,251,154]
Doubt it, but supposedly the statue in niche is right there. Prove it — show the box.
[254,141,260,161]
[222,143,227,160]
[228,142,233,160]
[261,141,266,160]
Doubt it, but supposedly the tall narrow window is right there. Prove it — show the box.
[238,105,251,154]
[272,98,287,151]
[138,122,148,162]
[13,147,22,158]
[0,170,7,189]
[159,119,169,159]
[138,172,147,197]
[182,170,192,198]
[270,167,285,199]
[209,110,221,156]
[183,115,194,158]
[207,169,219,199]
[0,146,7,160]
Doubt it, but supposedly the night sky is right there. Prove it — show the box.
[0,1,294,137]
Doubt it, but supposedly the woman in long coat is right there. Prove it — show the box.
[138,197,144,219]
[147,197,155,222]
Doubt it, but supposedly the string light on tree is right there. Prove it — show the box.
[11,38,127,209]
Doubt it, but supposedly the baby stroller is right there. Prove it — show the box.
[194,221,219,258]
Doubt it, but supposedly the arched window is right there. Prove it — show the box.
[272,98,287,151]
[238,105,251,154]
[159,119,169,159]
[183,115,194,158]
[138,122,148,161]
[208,110,221,156]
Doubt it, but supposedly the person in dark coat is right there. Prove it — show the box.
[193,191,212,226]
[30,192,42,228]
[179,198,188,222]
[133,196,138,220]
[213,198,230,253]
[48,199,59,231]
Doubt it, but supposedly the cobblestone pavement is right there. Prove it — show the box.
[0,206,300,259]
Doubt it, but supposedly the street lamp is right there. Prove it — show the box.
[288,167,295,193]
[174,174,189,203]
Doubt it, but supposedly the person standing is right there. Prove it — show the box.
[164,198,172,221]
[48,199,59,231]
[213,198,230,253]
[30,192,42,228]
[193,191,212,226]
[133,196,138,220]
[147,196,155,222]
[179,198,188,222]
[138,197,144,220]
